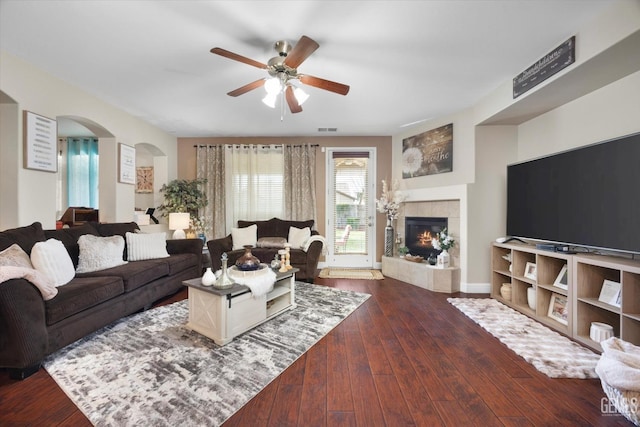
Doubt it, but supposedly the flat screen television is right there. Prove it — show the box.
[506,131,640,254]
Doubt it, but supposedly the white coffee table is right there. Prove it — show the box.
[182,268,298,345]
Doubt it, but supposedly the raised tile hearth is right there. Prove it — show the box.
[381,256,460,293]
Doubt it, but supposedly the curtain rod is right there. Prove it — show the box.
[193,144,319,148]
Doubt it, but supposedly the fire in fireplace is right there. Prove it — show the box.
[404,217,448,258]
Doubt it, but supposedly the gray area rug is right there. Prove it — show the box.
[448,298,600,379]
[44,282,370,426]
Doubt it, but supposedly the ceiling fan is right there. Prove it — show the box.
[210,35,350,114]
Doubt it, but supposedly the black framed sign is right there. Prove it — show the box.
[513,36,575,98]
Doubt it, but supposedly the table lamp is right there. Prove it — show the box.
[169,212,190,239]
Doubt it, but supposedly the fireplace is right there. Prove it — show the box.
[404,217,448,258]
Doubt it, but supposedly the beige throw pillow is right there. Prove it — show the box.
[31,239,76,286]
[76,235,128,273]
[288,226,311,249]
[0,244,33,268]
[231,224,258,250]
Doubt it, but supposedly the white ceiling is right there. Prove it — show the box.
[0,0,612,138]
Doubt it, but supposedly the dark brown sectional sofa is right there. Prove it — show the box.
[0,221,202,379]
[207,218,323,282]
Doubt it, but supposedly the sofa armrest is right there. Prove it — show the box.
[303,240,323,282]
[0,279,48,371]
[207,235,233,271]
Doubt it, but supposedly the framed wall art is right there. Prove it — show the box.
[118,143,136,185]
[23,111,58,173]
[402,123,453,178]
[136,166,154,193]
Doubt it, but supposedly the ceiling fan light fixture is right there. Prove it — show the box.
[293,86,309,105]
[262,92,278,108]
[264,77,281,94]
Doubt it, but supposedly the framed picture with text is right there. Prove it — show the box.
[118,143,136,185]
[23,111,58,173]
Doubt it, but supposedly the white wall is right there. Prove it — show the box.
[517,70,640,161]
[0,51,179,229]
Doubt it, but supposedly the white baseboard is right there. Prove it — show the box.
[460,282,491,294]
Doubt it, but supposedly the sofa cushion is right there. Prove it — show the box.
[125,232,169,261]
[0,244,33,268]
[163,253,199,276]
[77,259,169,292]
[31,239,76,287]
[0,222,46,254]
[45,276,124,325]
[76,235,128,273]
[231,224,257,250]
[44,223,100,267]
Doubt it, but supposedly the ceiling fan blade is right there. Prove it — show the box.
[284,35,319,69]
[227,79,265,97]
[299,75,350,96]
[285,86,303,114]
[210,47,267,69]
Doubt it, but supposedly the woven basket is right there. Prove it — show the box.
[601,380,640,426]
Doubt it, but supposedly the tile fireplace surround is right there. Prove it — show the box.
[382,199,461,293]
[396,199,460,266]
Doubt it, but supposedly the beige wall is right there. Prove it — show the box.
[177,136,392,262]
[0,51,179,229]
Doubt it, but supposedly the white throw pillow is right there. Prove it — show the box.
[231,224,258,250]
[31,239,76,286]
[0,244,33,268]
[126,231,169,261]
[288,226,311,249]
[76,234,128,273]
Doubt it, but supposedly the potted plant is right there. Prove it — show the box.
[158,179,208,236]
[398,246,409,257]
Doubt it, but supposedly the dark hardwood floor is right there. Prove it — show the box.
[0,275,632,426]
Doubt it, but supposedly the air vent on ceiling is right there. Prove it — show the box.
[318,127,338,132]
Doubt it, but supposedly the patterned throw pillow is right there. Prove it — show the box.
[76,235,128,273]
[0,244,33,268]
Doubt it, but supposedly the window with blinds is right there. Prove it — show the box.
[226,145,284,226]
[332,152,369,254]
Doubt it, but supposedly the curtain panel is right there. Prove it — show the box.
[284,144,317,223]
[67,137,99,208]
[196,145,225,239]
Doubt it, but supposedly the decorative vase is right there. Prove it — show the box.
[384,217,394,257]
[427,254,437,265]
[214,253,234,289]
[198,233,206,244]
[500,283,512,301]
[201,267,215,286]
[436,249,450,268]
[527,287,536,311]
[235,245,261,271]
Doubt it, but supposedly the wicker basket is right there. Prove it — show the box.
[601,380,640,426]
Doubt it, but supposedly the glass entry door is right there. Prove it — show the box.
[325,148,375,268]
